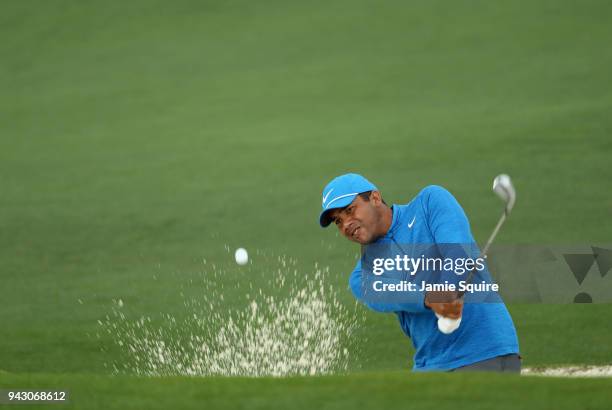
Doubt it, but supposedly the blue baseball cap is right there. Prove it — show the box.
[319,173,377,227]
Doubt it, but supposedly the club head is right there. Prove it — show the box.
[493,174,516,213]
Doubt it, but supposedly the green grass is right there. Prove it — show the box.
[1,371,612,410]
[1,0,612,407]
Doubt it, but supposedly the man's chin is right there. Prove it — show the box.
[352,233,374,245]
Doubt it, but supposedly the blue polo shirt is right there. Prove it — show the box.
[349,185,519,371]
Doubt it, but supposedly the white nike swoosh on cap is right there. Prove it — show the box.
[408,216,416,229]
[322,188,334,205]
[325,192,359,209]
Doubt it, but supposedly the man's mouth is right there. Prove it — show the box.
[351,227,360,238]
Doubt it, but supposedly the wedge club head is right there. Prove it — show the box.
[493,174,516,214]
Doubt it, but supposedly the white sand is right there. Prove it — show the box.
[98,256,360,377]
[522,365,612,378]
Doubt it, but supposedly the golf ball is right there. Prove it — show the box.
[235,248,248,265]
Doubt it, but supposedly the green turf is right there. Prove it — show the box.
[1,371,612,410]
[1,0,612,407]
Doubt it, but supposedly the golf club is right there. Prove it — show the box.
[436,174,516,334]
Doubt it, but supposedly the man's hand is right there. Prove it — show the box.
[425,291,463,319]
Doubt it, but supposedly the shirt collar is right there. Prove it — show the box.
[382,204,401,239]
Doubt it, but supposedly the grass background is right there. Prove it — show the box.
[1,0,611,407]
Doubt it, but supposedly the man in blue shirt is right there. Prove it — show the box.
[319,173,520,372]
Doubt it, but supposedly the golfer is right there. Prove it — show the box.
[319,173,520,372]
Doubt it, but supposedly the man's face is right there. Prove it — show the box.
[329,192,383,245]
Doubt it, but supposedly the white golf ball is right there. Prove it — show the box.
[234,248,248,265]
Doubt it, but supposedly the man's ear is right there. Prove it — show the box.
[370,190,383,206]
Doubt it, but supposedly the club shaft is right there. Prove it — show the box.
[456,208,508,298]
[481,210,507,256]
